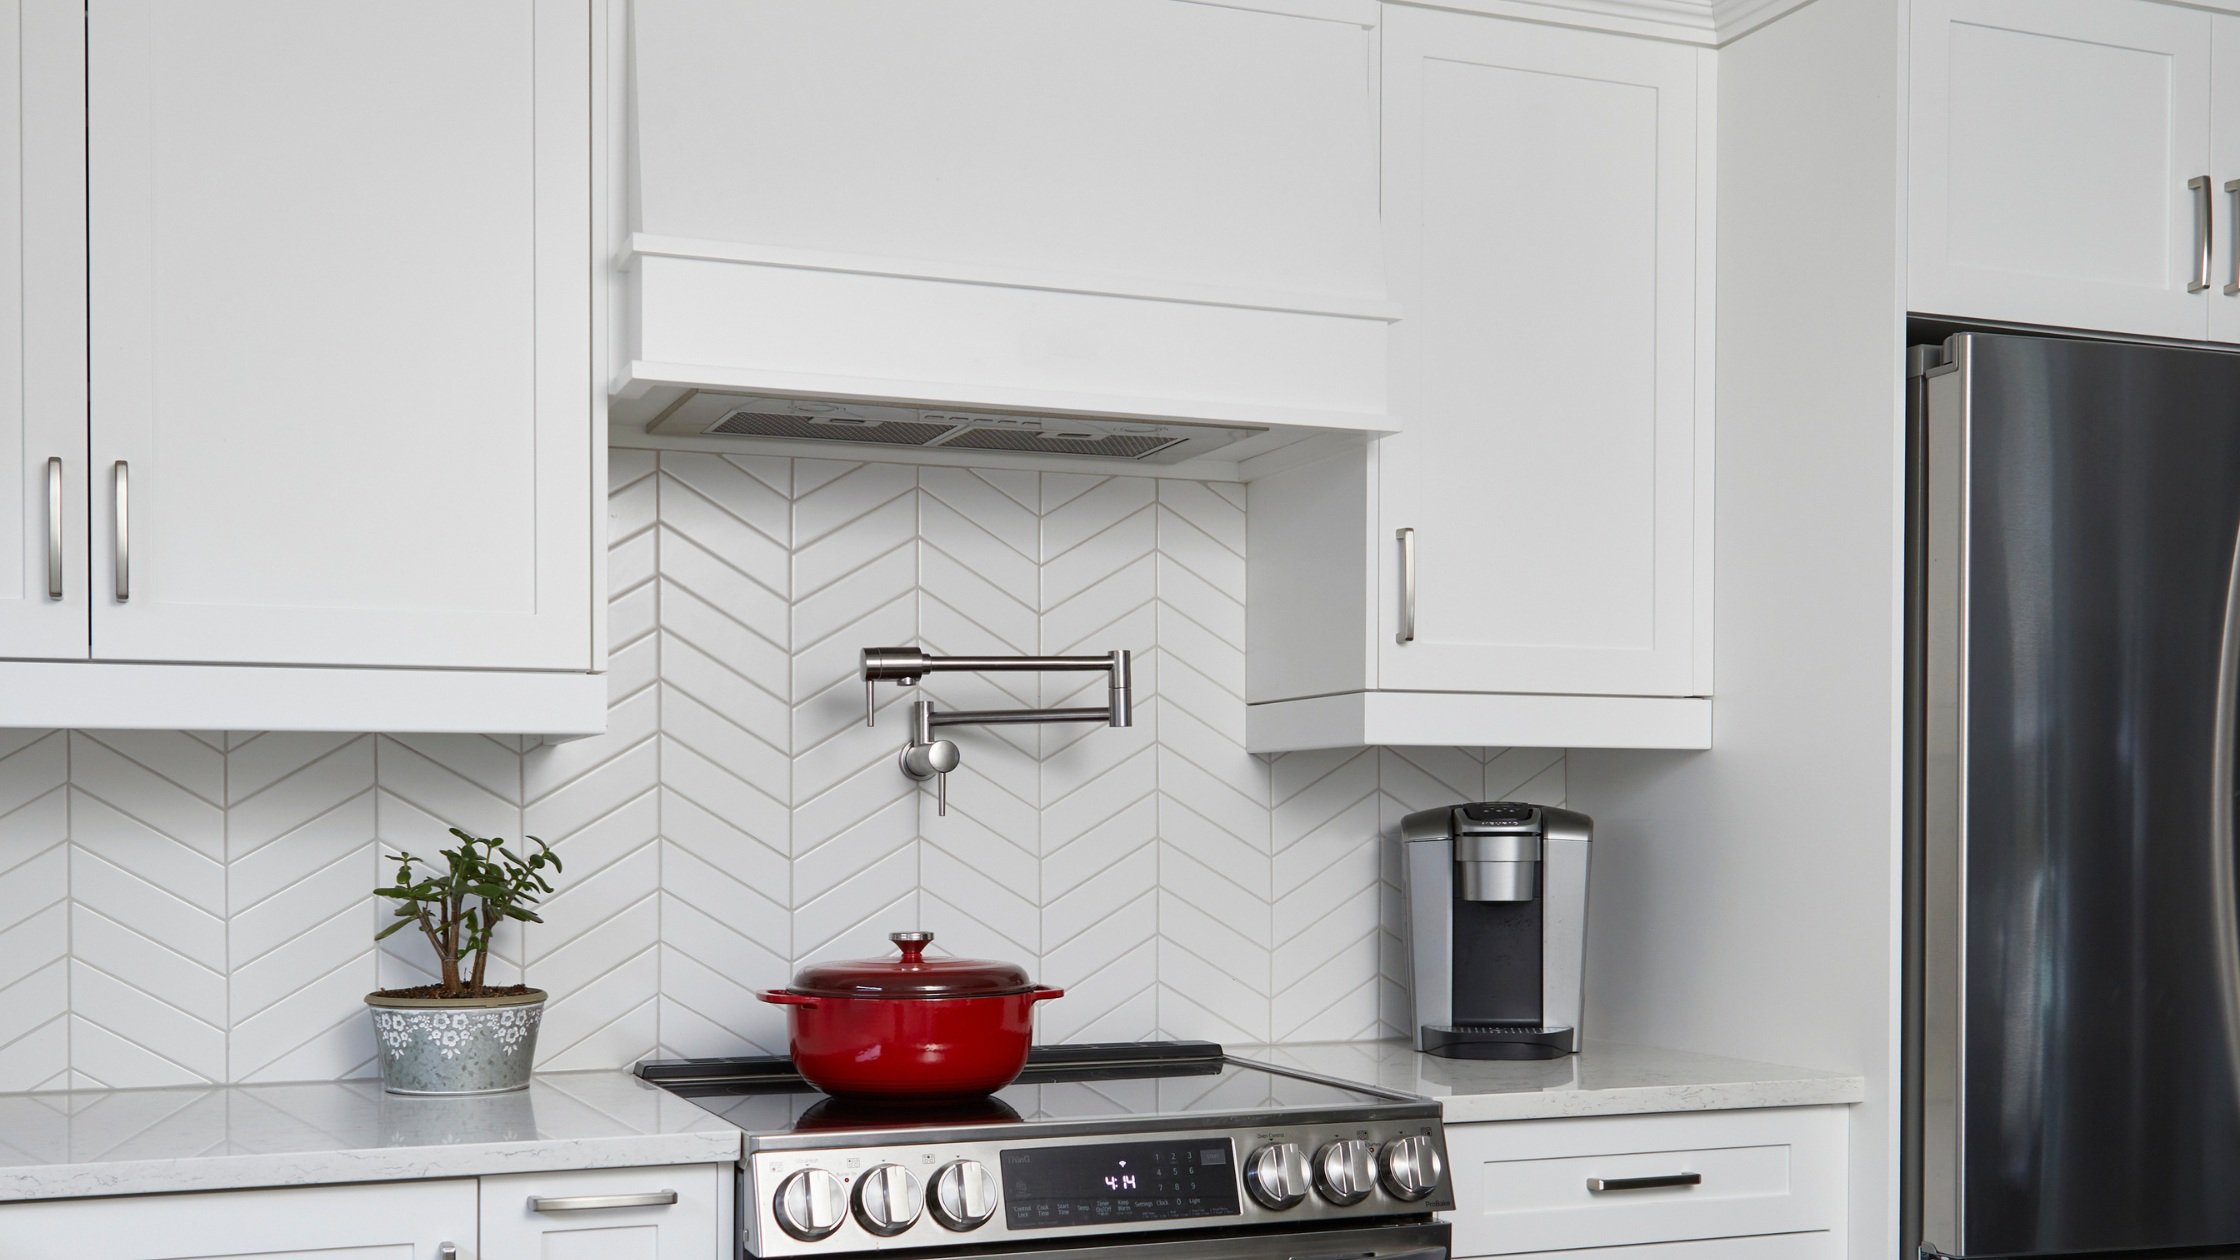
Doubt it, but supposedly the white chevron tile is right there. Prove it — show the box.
[68,728,226,1089]
[1271,748,1381,1042]
[220,726,378,1080]
[523,604,660,1066]
[660,558,790,695]
[792,841,917,964]
[1485,746,1567,804]
[0,731,67,1090]
[664,736,789,863]
[659,886,788,1058]
[6,451,1567,1089]
[793,779,914,907]
[373,736,524,993]
[663,798,788,948]
[921,841,1037,960]
[659,455,790,599]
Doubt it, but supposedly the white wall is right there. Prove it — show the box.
[0,448,1565,1092]
[1567,1,1909,1258]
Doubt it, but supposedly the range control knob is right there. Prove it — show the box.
[1378,1135,1444,1201]
[1313,1139,1377,1206]
[853,1163,923,1235]
[928,1160,998,1231]
[774,1168,847,1241]
[1245,1142,1311,1209]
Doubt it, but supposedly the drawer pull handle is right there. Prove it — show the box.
[1586,1172,1702,1193]
[529,1190,678,1212]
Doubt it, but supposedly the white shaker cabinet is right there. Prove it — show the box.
[1248,7,1711,752]
[481,1164,730,1260]
[86,0,593,671]
[0,0,85,662]
[0,0,604,732]
[1,1178,480,1260]
[2213,17,2240,344]
[1909,0,2218,339]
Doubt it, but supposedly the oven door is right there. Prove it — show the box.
[785,1222,1451,1260]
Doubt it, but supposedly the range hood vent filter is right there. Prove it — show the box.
[709,411,955,447]
[940,428,1183,460]
[648,392,1261,465]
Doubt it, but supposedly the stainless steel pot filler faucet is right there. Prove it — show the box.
[859,647,1134,815]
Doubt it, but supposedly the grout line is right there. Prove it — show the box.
[653,450,666,1057]
[63,729,72,1090]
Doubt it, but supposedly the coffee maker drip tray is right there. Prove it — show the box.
[1420,1023,1578,1061]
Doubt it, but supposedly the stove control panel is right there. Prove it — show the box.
[743,1119,1450,1256]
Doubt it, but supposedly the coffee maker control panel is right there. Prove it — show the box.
[1457,802,1536,829]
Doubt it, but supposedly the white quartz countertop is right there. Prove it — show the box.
[1237,1040,1865,1123]
[0,1070,741,1202]
[0,1043,1864,1202]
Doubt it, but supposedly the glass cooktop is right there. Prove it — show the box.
[637,1042,1416,1137]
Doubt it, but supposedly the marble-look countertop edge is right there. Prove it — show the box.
[0,1130,744,1203]
[1435,1076,1866,1123]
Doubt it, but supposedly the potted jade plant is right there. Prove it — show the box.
[366,828,563,1095]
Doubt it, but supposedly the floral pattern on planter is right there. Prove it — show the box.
[366,998,545,1094]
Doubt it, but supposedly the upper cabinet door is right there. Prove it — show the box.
[1910,0,2213,339]
[86,0,593,670]
[0,0,86,661]
[2210,17,2240,343]
[1377,8,1706,698]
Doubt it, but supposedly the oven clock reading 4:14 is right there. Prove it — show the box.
[999,1140,1243,1228]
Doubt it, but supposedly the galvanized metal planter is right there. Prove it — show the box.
[365,989,546,1095]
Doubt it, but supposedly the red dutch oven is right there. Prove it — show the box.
[758,931,1064,1097]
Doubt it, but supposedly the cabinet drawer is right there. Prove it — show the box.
[1488,1232,1838,1260]
[481,1162,729,1260]
[1444,1107,1846,1256]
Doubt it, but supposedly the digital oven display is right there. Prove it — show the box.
[998,1139,1241,1229]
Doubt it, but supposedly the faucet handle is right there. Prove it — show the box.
[900,737,962,817]
[865,673,877,728]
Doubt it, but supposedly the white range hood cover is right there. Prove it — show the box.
[619,0,1397,446]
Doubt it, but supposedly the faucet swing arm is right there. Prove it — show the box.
[861,647,1135,817]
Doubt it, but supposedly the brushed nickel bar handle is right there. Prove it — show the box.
[2193,176,2215,293]
[529,1190,678,1212]
[1396,527,1417,644]
[1587,1172,1702,1193]
[2225,179,2240,296]
[437,1245,456,1260]
[112,460,128,602]
[45,456,61,599]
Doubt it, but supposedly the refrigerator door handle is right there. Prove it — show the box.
[2211,510,2240,1087]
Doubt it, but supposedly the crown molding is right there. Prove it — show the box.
[1709,0,1817,42]
[1383,0,1815,44]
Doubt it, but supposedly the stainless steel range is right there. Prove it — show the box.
[638,1042,1452,1260]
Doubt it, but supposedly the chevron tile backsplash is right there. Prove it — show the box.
[0,451,1565,1093]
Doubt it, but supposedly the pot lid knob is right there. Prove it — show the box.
[890,931,932,964]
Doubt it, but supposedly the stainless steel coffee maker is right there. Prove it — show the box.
[1400,801,1591,1059]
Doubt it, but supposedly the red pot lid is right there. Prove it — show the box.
[787,932,1036,999]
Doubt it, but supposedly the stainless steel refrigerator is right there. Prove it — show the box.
[1907,331,2240,1259]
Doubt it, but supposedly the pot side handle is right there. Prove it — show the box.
[756,990,819,1007]
[1030,986,1066,1002]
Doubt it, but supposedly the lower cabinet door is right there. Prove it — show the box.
[481,1164,729,1260]
[0,1179,477,1259]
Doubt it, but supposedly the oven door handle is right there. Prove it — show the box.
[1291,1249,1445,1260]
